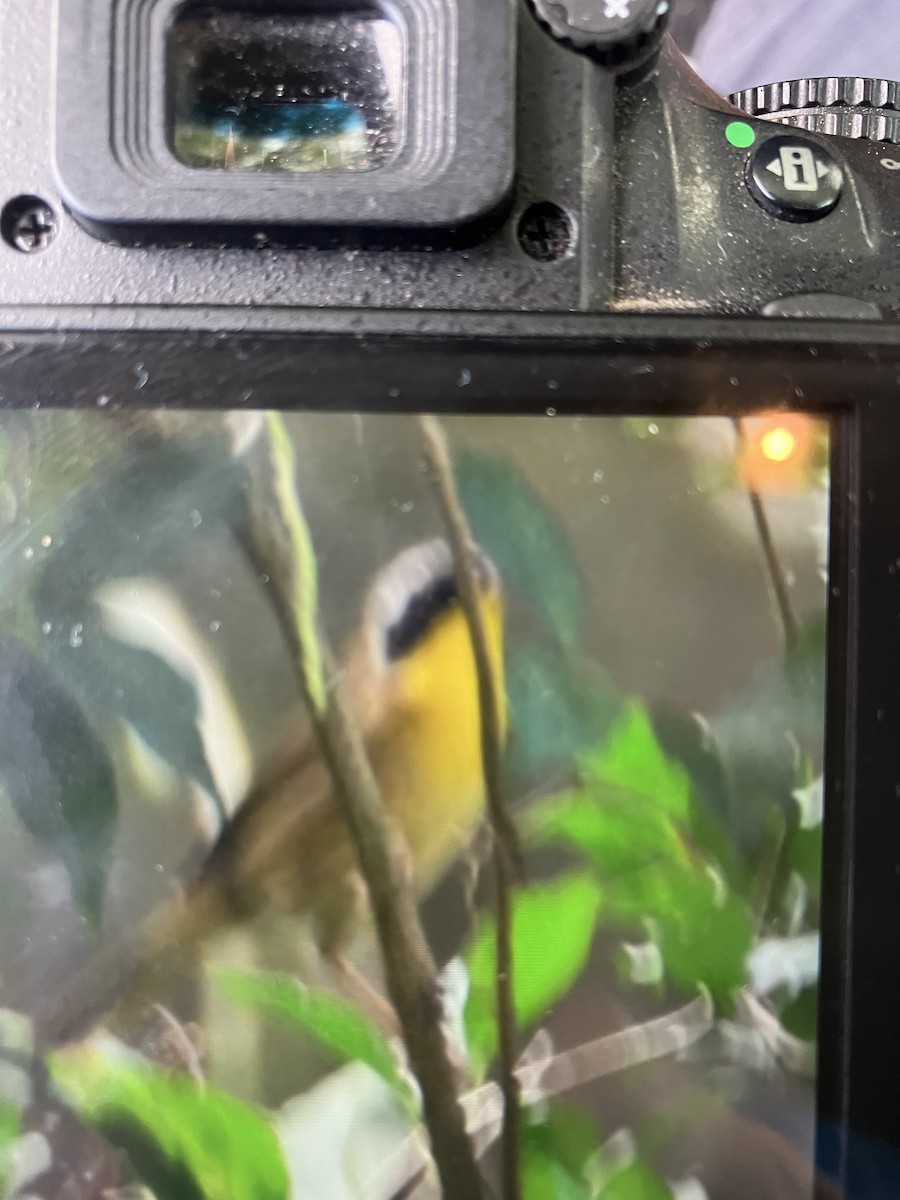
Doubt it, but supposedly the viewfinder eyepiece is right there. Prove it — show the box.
[169,8,403,174]
[55,0,514,241]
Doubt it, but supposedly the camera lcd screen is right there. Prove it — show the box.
[0,407,830,1199]
[168,10,404,173]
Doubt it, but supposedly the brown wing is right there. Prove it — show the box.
[191,732,341,921]
[183,677,401,942]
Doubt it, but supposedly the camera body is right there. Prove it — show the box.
[4,5,900,1200]
[0,0,899,322]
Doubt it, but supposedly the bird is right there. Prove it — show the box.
[38,537,506,1048]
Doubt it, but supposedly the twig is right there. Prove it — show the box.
[460,830,494,947]
[749,806,788,938]
[393,993,714,1200]
[150,1004,205,1083]
[732,417,803,936]
[731,418,800,648]
[418,415,522,1200]
[260,415,485,1200]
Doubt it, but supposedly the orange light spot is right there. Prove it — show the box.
[760,426,798,464]
[738,414,817,494]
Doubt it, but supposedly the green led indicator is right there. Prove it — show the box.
[726,121,756,149]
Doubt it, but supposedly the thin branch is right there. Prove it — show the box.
[749,809,788,937]
[514,991,713,1104]
[418,415,522,1200]
[259,414,485,1200]
[732,418,800,648]
[149,1004,205,1083]
[460,830,494,947]
[392,993,714,1200]
[267,415,328,713]
[731,419,807,941]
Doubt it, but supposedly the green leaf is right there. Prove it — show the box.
[644,705,739,882]
[647,871,753,1004]
[790,825,823,901]
[0,1099,21,1198]
[455,450,587,650]
[0,634,118,926]
[505,646,621,787]
[465,873,602,1079]
[599,1159,672,1200]
[523,788,688,879]
[212,967,416,1114]
[707,614,828,858]
[522,706,752,1006]
[0,1102,19,1145]
[587,857,751,1005]
[51,1043,289,1200]
[581,703,691,822]
[524,1102,603,1200]
[780,985,818,1043]
[524,1143,591,1200]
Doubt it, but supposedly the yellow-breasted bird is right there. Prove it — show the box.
[39,537,505,1046]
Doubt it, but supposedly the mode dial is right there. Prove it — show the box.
[730,78,900,144]
[527,0,670,74]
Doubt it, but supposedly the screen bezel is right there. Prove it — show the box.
[1,317,899,1198]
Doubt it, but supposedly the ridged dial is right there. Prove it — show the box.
[527,0,670,71]
[730,77,900,144]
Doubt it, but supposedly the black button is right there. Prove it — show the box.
[747,135,844,222]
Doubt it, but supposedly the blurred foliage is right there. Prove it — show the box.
[0,429,261,927]
[789,824,823,918]
[52,1042,289,1200]
[33,444,250,783]
[0,633,118,926]
[457,447,624,793]
[780,985,818,1044]
[581,703,692,822]
[465,872,602,1081]
[525,704,754,1008]
[0,413,121,543]
[504,647,621,790]
[0,1098,20,1197]
[599,1158,672,1200]
[700,614,827,860]
[213,967,416,1115]
[522,1103,603,1200]
[456,449,587,652]
[523,1145,587,1200]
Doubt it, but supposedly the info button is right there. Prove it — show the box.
[748,135,844,222]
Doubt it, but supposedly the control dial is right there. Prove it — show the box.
[527,0,670,74]
[730,77,900,144]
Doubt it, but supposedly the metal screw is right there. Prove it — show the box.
[2,197,58,253]
[517,201,576,262]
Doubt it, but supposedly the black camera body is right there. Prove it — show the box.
[3,5,900,1200]
[1,0,899,319]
